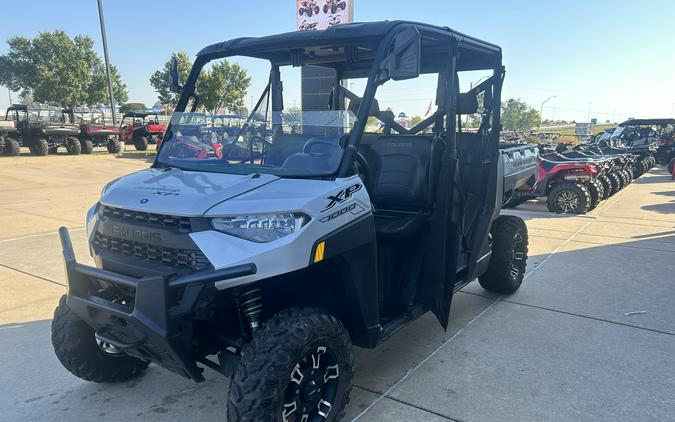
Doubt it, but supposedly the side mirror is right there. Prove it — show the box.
[169,56,183,93]
[378,27,421,82]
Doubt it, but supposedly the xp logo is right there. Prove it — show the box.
[321,183,362,212]
[140,198,149,204]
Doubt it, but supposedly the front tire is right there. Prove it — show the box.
[66,137,81,155]
[597,175,612,199]
[227,308,354,422]
[133,135,149,151]
[30,138,49,156]
[587,179,604,210]
[479,215,528,294]
[51,295,149,382]
[547,182,591,214]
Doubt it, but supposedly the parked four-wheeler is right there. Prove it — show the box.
[119,111,166,151]
[298,1,320,17]
[323,0,346,14]
[69,108,123,154]
[5,104,81,156]
[51,22,528,421]
[0,118,19,156]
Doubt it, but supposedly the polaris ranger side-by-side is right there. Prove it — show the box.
[52,21,529,421]
[69,108,123,154]
[5,104,81,155]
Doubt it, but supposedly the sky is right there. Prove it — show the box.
[1,0,674,123]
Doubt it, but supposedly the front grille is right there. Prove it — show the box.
[93,233,210,271]
[101,205,192,232]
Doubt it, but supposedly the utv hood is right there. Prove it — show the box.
[100,168,280,215]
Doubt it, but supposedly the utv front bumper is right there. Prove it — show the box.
[58,227,255,382]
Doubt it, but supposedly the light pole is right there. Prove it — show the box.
[97,0,117,125]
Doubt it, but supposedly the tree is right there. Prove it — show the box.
[0,31,128,107]
[283,105,302,125]
[119,102,147,113]
[89,63,128,105]
[149,52,193,108]
[150,53,251,113]
[501,98,541,131]
[198,60,251,114]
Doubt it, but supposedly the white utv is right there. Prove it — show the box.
[52,21,528,421]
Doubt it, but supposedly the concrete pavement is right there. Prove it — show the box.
[1,152,674,421]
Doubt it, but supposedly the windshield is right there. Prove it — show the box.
[157,109,354,177]
[157,59,357,177]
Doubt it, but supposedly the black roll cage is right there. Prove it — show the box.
[163,21,503,179]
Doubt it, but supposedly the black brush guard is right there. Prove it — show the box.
[58,227,256,382]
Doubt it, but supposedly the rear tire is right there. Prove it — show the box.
[51,295,149,383]
[80,139,94,154]
[30,138,49,156]
[3,138,21,156]
[547,182,591,214]
[133,135,148,151]
[479,215,528,294]
[106,138,122,153]
[66,137,81,155]
[227,308,353,422]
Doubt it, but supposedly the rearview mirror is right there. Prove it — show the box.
[378,27,421,82]
[169,56,183,93]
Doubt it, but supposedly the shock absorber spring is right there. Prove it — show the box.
[238,287,263,331]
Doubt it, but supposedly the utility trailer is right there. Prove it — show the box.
[52,21,528,421]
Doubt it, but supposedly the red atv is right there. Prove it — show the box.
[119,111,166,151]
[323,0,346,14]
[298,1,320,17]
[509,154,605,214]
[68,109,122,154]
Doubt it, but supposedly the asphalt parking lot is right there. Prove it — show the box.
[1,148,674,421]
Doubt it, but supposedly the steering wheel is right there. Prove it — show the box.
[352,149,370,184]
[303,137,342,155]
[237,135,271,163]
[303,137,370,183]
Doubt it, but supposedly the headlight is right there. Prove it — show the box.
[211,212,311,242]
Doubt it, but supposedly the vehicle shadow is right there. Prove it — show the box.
[111,150,157,163]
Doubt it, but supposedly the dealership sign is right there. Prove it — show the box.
[296,0,354,31]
